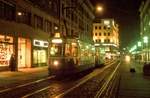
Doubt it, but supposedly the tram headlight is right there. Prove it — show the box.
[53,60,59,67]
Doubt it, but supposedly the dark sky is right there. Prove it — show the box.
[90,0,143,49]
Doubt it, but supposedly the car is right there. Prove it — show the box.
[143,62,150,75]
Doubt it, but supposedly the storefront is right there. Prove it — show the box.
[18,37,31,68]
[33,39,48,67]
[0,35,13,70]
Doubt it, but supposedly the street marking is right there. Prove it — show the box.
[0,76,55,93]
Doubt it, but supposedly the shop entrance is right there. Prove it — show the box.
[33,50,47,66]
[18,38,31,68]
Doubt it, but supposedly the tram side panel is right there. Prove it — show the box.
[76,42,95,72]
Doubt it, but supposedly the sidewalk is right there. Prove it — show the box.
[0,66,49,90]
[118,61,150,98]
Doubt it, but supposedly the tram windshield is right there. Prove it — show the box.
[50,43,63,56]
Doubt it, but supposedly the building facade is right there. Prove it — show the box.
[0,0,94,71]
[139,0,150,63]
[93,19,119,59]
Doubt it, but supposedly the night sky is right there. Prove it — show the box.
[90,0,143,49]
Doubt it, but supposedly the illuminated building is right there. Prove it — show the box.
[0,0,94,71]
[139,0,150,62]
[93,19,119,59]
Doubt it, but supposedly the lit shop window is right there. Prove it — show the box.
[0,35,13,66]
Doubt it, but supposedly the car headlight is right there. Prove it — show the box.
[53,60,59,67]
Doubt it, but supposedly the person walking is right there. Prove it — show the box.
[9,53,16,71]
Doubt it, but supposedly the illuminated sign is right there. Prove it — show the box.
[102,43,117,47]
[52,39,63,43]
[104,20,110,25]
[33,39,48,47]
[94,43,100,46]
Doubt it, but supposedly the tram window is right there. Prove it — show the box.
[71,43,78,57]
[72,46,77,56]
[65,43,78,57]
[50,44,62,56]
[65,44,71,56]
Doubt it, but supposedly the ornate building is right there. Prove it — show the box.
[93,19,119,59]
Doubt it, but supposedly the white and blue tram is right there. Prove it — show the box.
[48,33,97,75]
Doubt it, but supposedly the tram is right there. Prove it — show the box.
[48,33,97,75]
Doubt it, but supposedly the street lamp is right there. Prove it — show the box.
[96,6,103,12]
[95,5,104,16]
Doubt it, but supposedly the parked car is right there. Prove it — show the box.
[143,62,150,75]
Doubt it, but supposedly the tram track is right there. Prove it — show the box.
[21,60,119,98]
[0,75,55,98]
[0,60,119,98]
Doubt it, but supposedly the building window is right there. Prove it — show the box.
[34,15,43,30]
[62,3,65,16]
[0,35,13,67]
[104,26,107,30]
[99,39,101,42]
[104,32,106,36]
[45,20,52,33]
[108,33,110,36]
[66,9,70,18]
[99,32,101,36]
[99,26,101,29]
[107,39,110,43]
[71,12,74,21]
[95,33,97,36]
[0,1,16,21]
[95,26,97,29]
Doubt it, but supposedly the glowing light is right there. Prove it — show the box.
[50,51,55,55]
[33,39,48,47]
[97,6,103,12]
[129,45,137,52]
[94,43,100,46]
[86,46,89,49]
[54,26,58,30]
[137,41,142,47]
[104,20,110,25]
[71,42,77,45]
[53,61,59,67]
[143,36,148,43]
[92,47,95,51]
[54,33,61,38]
[102,43,117,47]
[52,39,63,43]
[125,55,130,62]
[17,12,22,16]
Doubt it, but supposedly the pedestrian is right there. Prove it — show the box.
[9,53,16,71]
